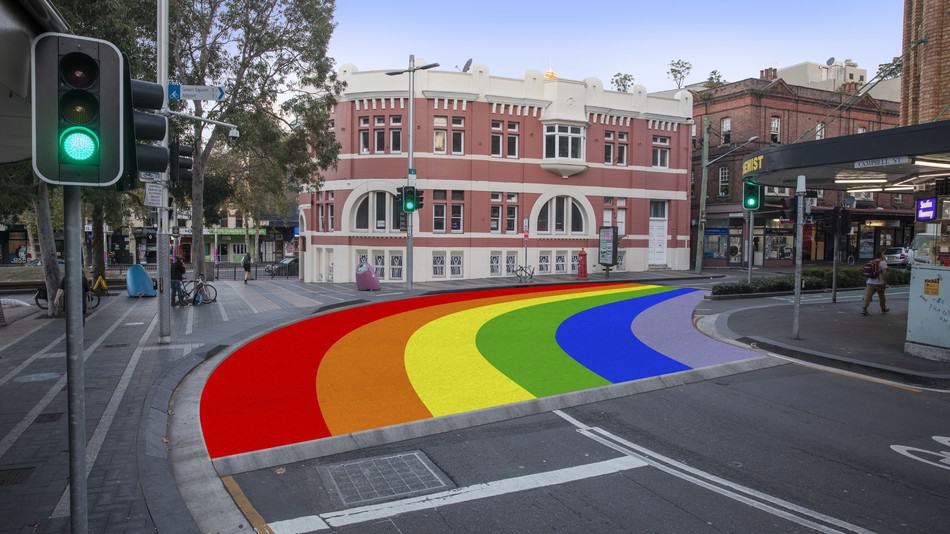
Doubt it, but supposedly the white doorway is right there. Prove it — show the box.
[649,200,668,266]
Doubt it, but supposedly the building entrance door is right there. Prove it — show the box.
[649,219,667,265]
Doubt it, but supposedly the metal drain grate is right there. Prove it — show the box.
[34,412,63,423]
[0,467,34,486]
[320,451,449,506]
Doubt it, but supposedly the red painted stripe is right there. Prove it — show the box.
[200,283,622,459]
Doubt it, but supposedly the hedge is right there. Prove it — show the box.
[712,266,910,296]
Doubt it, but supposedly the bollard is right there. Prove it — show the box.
[577,249,589,280]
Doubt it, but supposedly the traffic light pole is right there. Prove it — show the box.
[64,186,88,534]
[746,209,754,284]
[406,54,416,291]
[792,175,806,339]
[157,0,171,343]
[693,117,710,274]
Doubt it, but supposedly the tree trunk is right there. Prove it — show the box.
[92,203,106,285]
[25,221,36,260]
[33,179,61,317]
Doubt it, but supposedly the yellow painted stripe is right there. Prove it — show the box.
[405,285,654,416]
[221,475,274,534]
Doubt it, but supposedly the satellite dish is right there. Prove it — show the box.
[462,58,472,73]
[826,57,835,66]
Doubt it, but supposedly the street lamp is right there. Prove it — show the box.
[387,55,439,290]
[693,128,759,274]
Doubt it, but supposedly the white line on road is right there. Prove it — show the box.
[0,320,47,356]
[217,301,229,322]
[553,410,873,534]
[0,297,118,387]
[0,302,141,460]
[186,305,194,336]
[52,314,159,517]
[230,285,259,314]
[268,456,647,533]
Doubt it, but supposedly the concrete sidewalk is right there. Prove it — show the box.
[699,292,950,389]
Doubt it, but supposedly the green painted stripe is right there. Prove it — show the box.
[475,285,676,397]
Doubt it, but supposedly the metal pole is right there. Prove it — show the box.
[157,0,171,343]
[747,209,754,284]
[792,175,806,339]
[406,54,415,291]
[693,117,710,274]
[64,186,87,534]
[832,213,839,303]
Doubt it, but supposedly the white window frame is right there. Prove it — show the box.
[390,115,402,125]
[604,143,613,165]
[507,134,519,159]
[433,130,447,154]
[816,122,826,140]
[450,203,464,233]
[491,119,503,131]
[505,252,518,275]
[390,129,402,153]
[433,204,446,233]
[353,192,400,233]
[432,251,446,278]
[537,195,585,235]
[617,208,626,236]
[449,251,463,278]
[490,205,501,233]
[389,252,403,280]
[720,118,731,144]
[489,251,502,276]
[359,116,369,127]
[451,130,464,155]
[359,130,369,154]
[374,115,385,127]
[538,251,551,273]
[374,129,385,153]
[505,205,517,233]
[770,117,781,143]
[491,134,502,157]
[452,116,465,127]
[543,124,585,161]
[652,147,670,168]
[718,167,730,197]
[433,116,448,127]
[617,144,627,166]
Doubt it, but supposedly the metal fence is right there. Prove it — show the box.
[212,262,299,280]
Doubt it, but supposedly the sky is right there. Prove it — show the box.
[328,0,904,92]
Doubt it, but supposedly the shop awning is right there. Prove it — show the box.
[741,120,950,192]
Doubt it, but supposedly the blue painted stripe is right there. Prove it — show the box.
[555,288,695,383]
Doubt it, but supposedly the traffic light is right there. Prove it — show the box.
[742,179,761,210]
[402,185,418,212]
[116,65,169,191]
[32,33,125,186]
[170,140,193,188]
[395,186,404,209]
[415,189,425,211]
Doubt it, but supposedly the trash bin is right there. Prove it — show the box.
[355,261,381,291]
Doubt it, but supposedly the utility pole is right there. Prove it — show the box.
[157,0,171,343]
[792,175,806,339]
[64,186,87,534]
[693,117,710,274]
[747,209,754,284]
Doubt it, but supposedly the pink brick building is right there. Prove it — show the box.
[298,63,693,283]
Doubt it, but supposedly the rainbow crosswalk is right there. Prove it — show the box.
[200,283,696,459]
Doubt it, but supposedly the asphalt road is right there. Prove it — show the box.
[234,361,949,533]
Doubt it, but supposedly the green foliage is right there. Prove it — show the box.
[703,70,726,89]
[611,73,635,92]
[667,59,692,89]
[713,267,912,295]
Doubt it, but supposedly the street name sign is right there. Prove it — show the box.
[144,182,163,207]
[167,83,225,102]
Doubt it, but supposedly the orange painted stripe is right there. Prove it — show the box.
[317,284,624,435]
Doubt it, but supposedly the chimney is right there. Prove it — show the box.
[760,67,777,81]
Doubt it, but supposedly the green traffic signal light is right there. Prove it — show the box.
[402,186,417,212]
[742,180,761,210]
[60,126,99,162]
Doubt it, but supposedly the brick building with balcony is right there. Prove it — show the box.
[691,70,908,268]
[297,63,693,283]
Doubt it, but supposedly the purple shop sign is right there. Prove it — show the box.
[916,197,936,221]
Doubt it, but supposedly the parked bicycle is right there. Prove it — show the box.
[515,264,535,283]
[181,274,217,305]
[34,285,100,311]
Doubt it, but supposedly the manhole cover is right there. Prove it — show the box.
[14,372,60,383]
[318,451,450,507]
[0,467,34,486]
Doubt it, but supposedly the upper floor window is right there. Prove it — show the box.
[770,117,781,143]
[537,196,585,234]
[718,167,730,196]
[359,116,369,127]
[433,116,448,127]
[491,120,503,131]
[816,122,826,140]
[544,124,584,160]
[652,137,670,168]
[720,117,732,144]
[390,115,402,125]
[452,116,464,127]
[374,116,385,127]
[353,191,402,233]
[359,130,370,154]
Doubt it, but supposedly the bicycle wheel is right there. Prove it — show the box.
[35,292,48,310]
[204,284,217,302]
[87,292,100,310]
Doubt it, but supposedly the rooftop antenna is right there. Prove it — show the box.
[462,58,472,73]
[825,57,835,66]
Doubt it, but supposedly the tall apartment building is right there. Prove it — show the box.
[297,63,693,283]
[691,72,907,268]
[901,0,950,125]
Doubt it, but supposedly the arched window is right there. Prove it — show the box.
[352,191,403,233]
[536,196,586,235]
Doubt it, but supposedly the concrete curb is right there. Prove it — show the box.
[211,355,785,476]
[738,336,950,390]
[420,275,725,297]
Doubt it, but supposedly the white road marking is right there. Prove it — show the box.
[268,456,646,533]
[230,284,259,314]
[553,410,873,534]
[217,301,229,322]
[186,305,194,336]
[0,320,47,356]
[891,436,950,471]
[143,343,204,352]
[51,314,159,517]
[123,321,145,326]
[0,303,142,460]
[0,297,118,387]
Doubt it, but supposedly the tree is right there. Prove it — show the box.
[704,70,726,89]
[611,72,635,92]
[876,56,902,80]
[171,0,343,278]
[667,59,692,89]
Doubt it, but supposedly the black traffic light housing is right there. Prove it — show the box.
[415,189,425,211]
[32,33,125,186]
[402,185,418,213]
[116,69,169,191]
[742,179,761,211]
[170,140,193,187]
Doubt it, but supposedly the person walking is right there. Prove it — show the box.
[242,252,252,284]
[171,256,186,306]
[862,250,889,316]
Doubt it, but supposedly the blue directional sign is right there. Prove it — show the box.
[168,83,181,102]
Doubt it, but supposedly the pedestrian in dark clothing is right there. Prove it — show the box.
[171,257,186,306]
[242,252,252,283]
